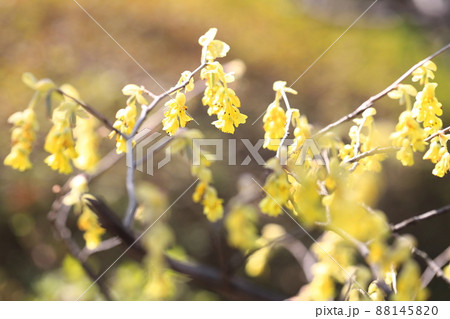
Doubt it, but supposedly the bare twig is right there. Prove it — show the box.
[314,43,450,137]
[391,204,450,232]
[421,247,450,287]
[79,237,122,262]
[56,89,125,138]
[424,126,450,143]
[48,198,113,300]
[276,91,293,159]
[412,247,450,286]
[343,146,397,164]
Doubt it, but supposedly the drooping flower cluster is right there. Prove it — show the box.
[259,159,290,217]
[390,110,427,166]
[423,135,450,177]
[109,84,149,153]
[288,109,312,155]
[162,71,195,136]
[263,81,297,151]
[44,85,89,174]
[73,115,100,173]
[191,155,223,222]
[162,92,193,136]
[4,108,38,171]
[225,205,259,252]
[389,60,446,171]
[63,176,105,249]
[199,28,247,134]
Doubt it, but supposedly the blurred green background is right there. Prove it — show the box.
[0,0,449,300]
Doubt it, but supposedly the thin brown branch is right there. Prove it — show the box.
[48,198,113,300]
[412,247,450,286]
[56,89,125,138]
[82,197,286,300]
[343,146,397,164]
[314,43,450,137]
[421,247,450,288]
[391,204,450,232]
[424,126,450,143]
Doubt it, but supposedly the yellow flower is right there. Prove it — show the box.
[433,152,450,177]
[4,108,38,171]
[201,63,247,134]
[202,186,223,222]
[391,260,428,301]
[412,60,436,85]
[110,103,136,153]
[44,120,78,174]
[388,84,417,108]
[192,180,207,203]
[4,145,33,171]
[412,83,443,135]
[390,111,426,166]
[288,109,311,154]
[423,139,442,163]
[262,81,297,151]
[198,28,230,63]
[259,171,290,217]
[263,101,286,151]
[63,175,89,208]
[78,197,105,250]
[368,281,385,301]
[177,71,195,93]
[212,99,247,134]
[162,92,193,136]
[225,205,258,252]
[74,116,100,173]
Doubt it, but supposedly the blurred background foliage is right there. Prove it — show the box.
[0,0,449,300]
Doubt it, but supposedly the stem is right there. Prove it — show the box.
[412,247,450,286]
[391,204,450,232]
[122,63,206,227]
[314,43,450,137]
[424,126,450,143]
[276,91,293,159]
[343,146,397,164]
[56,89,125,138]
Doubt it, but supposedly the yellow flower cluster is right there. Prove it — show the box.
[288,109,311,155]
[143,223,176,300]
[245,224,285,277]
[199,29,247,134]
[109,84,149,153]
[288,174,326,227]
[162,92,193,136]
[162,71,195,136]
[73,116,100,173]
[63,176,105,249]
[4,108,38,171]
[390,60,446,171]
[259,159,290,217]
[263,81,297,151]
[191,155,224,222]
[44,86,89,174]
[225,205,258,252]
[423,135,450,177]
[339,108,385,172]
[201,62,247,133]
[295,232,370,301]
[390,110,426,166]
[412,83,442,134]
